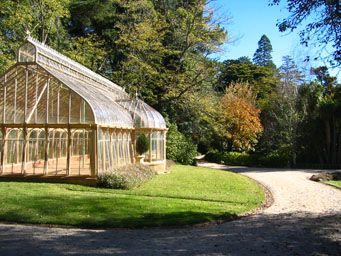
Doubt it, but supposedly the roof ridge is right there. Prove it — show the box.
[26,35,125,93]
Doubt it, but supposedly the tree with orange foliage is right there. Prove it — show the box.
[219,82,263,152]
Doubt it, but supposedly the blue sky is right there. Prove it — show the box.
[209,0,340,80]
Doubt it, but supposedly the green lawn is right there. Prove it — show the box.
[326,180,341,188]
[0,165,265,228]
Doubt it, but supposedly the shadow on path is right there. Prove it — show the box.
[0,212,340,255]
[198,162,340,174]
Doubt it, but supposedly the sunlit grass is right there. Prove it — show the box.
[326,180,341,189]
[0,165,264,228]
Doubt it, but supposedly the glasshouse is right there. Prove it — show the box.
[0,36,167,177]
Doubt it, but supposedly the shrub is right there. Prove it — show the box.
[136,133,149,155]
[222,152,253,166]
[166,123,197,165]
[97,164,156,189]
[258,152,289,168]
[205,150,224,163]
[204,150,288,168]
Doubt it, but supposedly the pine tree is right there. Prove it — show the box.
[252,35,275,68]
[279,55,304,87]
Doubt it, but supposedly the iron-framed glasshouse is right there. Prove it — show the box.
[0,36,167,177]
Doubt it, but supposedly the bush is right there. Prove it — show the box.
[205,150,224,163]
[204,151,288,168]
[136,134,150,155]
[166,123,197,165]
[97,164,156,189]
[222,152,254,166]
[258,152,289,168]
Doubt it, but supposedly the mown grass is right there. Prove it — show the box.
[326,180,341,188]
[0,165,265,228]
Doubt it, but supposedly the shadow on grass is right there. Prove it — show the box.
[0,175,96,186]
[0,208,237,229]
[0,212,339,255]
[0,192,240,229]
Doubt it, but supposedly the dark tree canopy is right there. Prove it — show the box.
[218,57,278,107]
[252,35,275,68]
[271,0,341,66]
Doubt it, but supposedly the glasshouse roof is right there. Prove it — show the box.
[13,36,166,129]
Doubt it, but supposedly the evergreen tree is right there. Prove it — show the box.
[252,35,275,68]
[279,55,304,87]
[218,57,278,108]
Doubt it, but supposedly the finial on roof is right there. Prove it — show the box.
[25,30,31,39]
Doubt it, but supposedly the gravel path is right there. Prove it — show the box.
[0,164,340,255]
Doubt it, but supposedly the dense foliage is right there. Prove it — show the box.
[205,151,289,168]
[219,82,263,151]
[97,164,155,189]
[0,0,340,167]
[166,123,197,165]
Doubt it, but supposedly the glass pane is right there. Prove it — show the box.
[48,129,67,175]
[48,81,59,123]
[0,82,3,123]
[58,85,70,123]
[6,129,24,165]
[70,129,90,175]
[0,130,3,164]
[26,68,49,123]
[70,92,81,123]
[34,87,48,123]
[18,43,36,62]
[105,131,111,170]
[27,129,45,174]
[5,78,15,123]
[112,132,118,166]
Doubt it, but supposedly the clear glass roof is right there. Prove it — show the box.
[9,36,167,129]
[42,66,133,128]
[118,98,166,129]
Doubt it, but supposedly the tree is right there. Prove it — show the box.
[136,134,150,155]
[166,122,197,165]
[257,79,299,166]
[271,0,341,66]
[255,56,303,166]
[0,0,228,156]
[279,55,304,87]
[252,35,276,68]
[68,0,226,116]
[0,0,70,72]
[218,57,279,108]
[296,67,341,166]
[65,34,107,71]
[219,82,263,152]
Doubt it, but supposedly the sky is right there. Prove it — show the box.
[210,0,340,80]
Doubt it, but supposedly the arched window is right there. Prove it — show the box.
[6,129,24,165]
[18,43,36,62]
[27,129,45,174]
[71,129,90,175]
